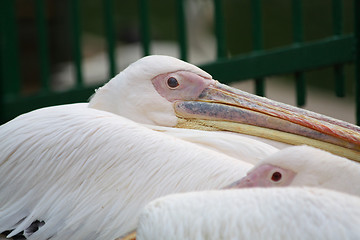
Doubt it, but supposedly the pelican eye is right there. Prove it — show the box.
[167,77,179,89]
[271,171,282,182]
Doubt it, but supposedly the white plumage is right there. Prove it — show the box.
[2,54,359,239]
[148,125,279,165]
[136,188,360,240]
[0,104,252,239]
[0,55,289,239]
[230,145,360,196]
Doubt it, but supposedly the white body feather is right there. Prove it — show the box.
[137,188,360,240]
[0,104,252,239]
[148,125,280,164]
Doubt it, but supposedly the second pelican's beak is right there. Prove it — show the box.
[174,81,360,162]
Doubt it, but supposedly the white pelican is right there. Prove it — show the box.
[0,104,252,239]
[134,188,360,240]
[228,145,360,196]
[2,55,359,239]
[88,55,360,162]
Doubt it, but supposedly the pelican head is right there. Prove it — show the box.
[89,55,360,161]
[227,145,360,196]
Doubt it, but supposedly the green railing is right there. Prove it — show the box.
[200,0,358,107]
[1,0,359,124]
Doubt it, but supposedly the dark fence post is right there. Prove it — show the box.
[332,0,345,97]
[292,0,306,107]
[35,0,51,92]
[251,0,265,97]
[355,0,360,125]
[103,0,117,78]
[176,0,188,61]
[69,0,83,88]
[0,0,21,97]
[213,0,227,59]
[138,0,151,56]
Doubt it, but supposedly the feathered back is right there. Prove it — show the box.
[137,187,360,240]
[0,104,251,239]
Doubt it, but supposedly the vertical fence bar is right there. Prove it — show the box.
[0,0,21,97]
[35,0,51,91]
[0,7,3,122]
[332,0,345,97]
[138,0,151,56]
[176,0,188,61]
[213,0,226,59]
[0,0,21,123]
[103,0,117,78]
[292,0,306,107]
[70,0,83,87]
[251,0,265,96]
[355,0,360,125]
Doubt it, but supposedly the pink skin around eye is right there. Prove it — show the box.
[151,71,215,102]
[226,164,297,189]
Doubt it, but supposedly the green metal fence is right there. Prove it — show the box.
[1,0,359,124]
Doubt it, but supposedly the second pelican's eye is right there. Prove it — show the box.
[271,171,282,182]
[167,77,179,89]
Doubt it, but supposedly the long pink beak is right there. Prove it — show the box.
[174,81,360,161]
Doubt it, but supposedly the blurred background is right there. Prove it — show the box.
[1,0,357,123]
